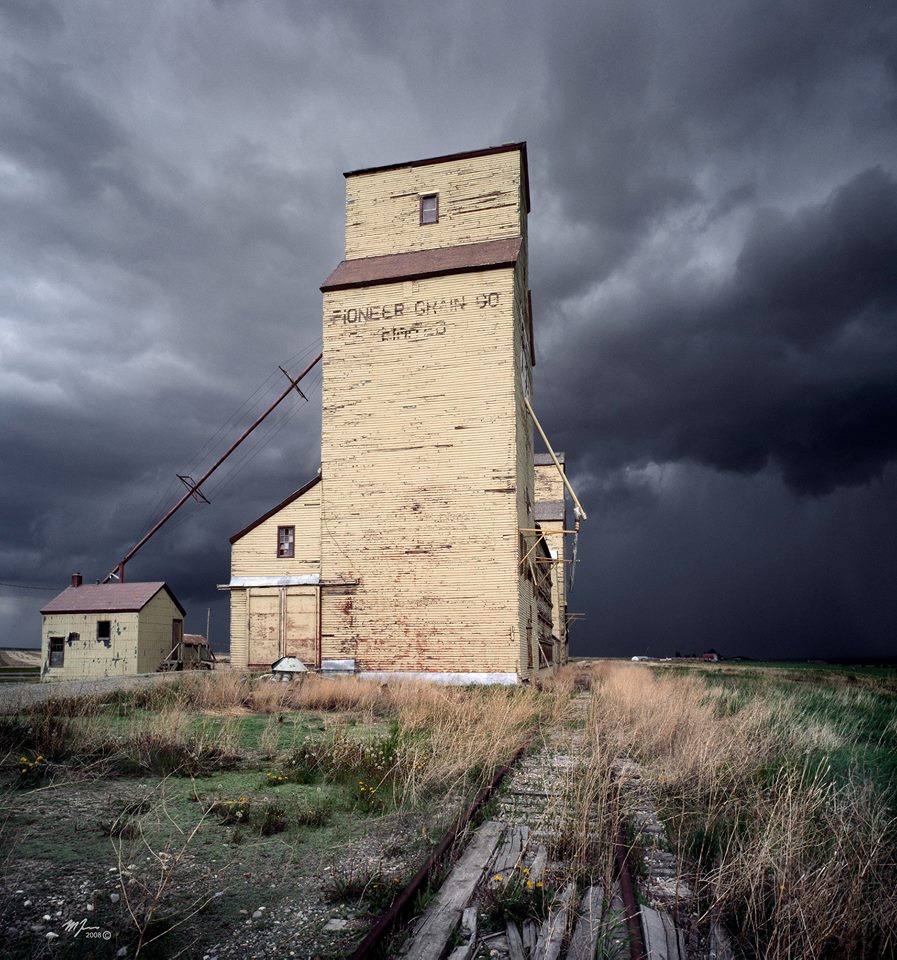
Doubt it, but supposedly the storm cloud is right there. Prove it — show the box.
[1,0,895,659]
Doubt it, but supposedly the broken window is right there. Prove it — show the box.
[49,637,64,667]
[277,525,295,558]
[97,620,111,642]
[420,193,438,225]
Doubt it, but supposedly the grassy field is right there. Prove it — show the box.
[586,659,897,959]
[1,663,894,959]
[0,673,553,959]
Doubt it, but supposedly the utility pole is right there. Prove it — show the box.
[103,353,322,583]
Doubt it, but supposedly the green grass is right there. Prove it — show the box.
[85,705,392,754]
[671,662,897,808]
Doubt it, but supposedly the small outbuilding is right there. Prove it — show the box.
[40,575,186,681]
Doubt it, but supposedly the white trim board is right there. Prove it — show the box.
[358,671,519,686]
[228,575,320,588]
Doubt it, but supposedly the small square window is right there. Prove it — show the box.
[277,525,295,558]
[97,620,111,641]
[420,193,438,225]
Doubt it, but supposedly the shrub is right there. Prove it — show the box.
[323,864,403,909]
[16,751,47,786]
[258,800,287,836]
[481,867,552,928]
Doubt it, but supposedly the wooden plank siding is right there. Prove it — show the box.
[344,151,525,261]
[317,143,554,680]
[230,588,248,669]
[136,590,184,674]
[229,482,322,670]
[535,462,568,661]
[225,143,560,681]
[231,482,321,578]
[320,268,526,674]
[40,591,182,679]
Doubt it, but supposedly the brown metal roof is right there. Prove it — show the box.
[344,142,531,213]
[320,237,522,292]
[534,452,565,466]
[41,582,185,616]
[230,474,321,544]
[535,499,566,522]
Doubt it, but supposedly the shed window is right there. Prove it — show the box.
[420,193,438,225]
[277,525,295,558]
[49,637,64,667]
[97,620,111,641]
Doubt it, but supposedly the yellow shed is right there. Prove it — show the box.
[40,577,186,681]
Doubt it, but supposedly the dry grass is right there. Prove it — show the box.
[1,672,554,807]
[585,662,897,960]
[389,683,545,805]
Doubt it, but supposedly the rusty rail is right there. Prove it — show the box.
[346,743,530,960]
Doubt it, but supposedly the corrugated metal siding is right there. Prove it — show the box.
[320,266,523,673]
[345,151,525,260]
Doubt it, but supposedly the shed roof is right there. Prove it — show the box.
[535,499,566,522]
[321,237,521,292]
[41,582,185,616]
[534,452,565,466]
[230,474,321,544]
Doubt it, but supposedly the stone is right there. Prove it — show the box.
[252,910,263,920]
[323,918,349,931]
[110,893,120,903]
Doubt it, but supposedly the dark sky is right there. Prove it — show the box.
[2,0,895,661]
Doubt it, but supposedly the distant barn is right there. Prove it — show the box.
[40,575,186,681]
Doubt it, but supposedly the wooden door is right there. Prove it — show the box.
[284,588,318,666]
[248,589,280,667]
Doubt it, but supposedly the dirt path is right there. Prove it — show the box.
[0,672,179,713]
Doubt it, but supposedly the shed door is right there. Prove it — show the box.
[248,589,280,667]
[284,588,317,666]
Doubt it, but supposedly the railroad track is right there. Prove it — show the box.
[347,693,735,959]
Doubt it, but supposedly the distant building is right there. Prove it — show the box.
[224,143,574,682]
[40,575,186,681]
[702,650,720,662]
